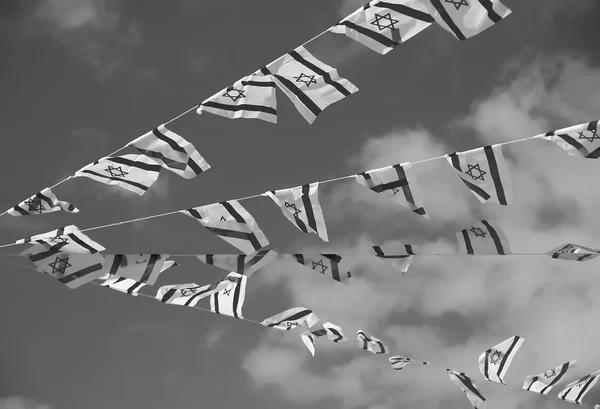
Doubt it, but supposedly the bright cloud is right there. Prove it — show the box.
[0,397,51,409]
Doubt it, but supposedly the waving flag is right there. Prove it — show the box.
[523,359,577,395]
[266,183,328,241]
[456,220,511,255]
[357,330,389,354]
[260,46,358,124]
[197,249,277,278]
[156,278,236,307]
[17,225,105,254]
[478,336,524,384]
[181,200,269,254]
[372,244,416,273]
[8,187,78,216]
[209,272,248,319]
[389,356,429,371]
[355,163,427,216]
[447,370,487,409]
[557,369,600,405]
[323,322,346,343]
[546,243,600,262]
[74,154,161,196]
[447,144,512,205]
[200,74,278,123]
[541,120,600,159]
[300,331,322,357]
[127,124,210,179]
[285,254,351,283]
[261,307,319,331]
[330,0,433,54]
[98,254,176,285]
[419,0,511,40]
[100,275,147,296]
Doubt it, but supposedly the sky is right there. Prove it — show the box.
[1,1,600,409]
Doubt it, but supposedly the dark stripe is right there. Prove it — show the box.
[206,254,214,265]
[458,373,486,401]
[556,133,587,155]
[59,263,103,285]
[496,336,521,384]
[338,21,399,49]
[326,256,341,282]
[328,327,343,342]
[294,254,305,265]
[66,233,99,254]
[161,288,177,303]
[36,192,56,208]
[108,255,124,275]
[587,147,600,159]
[288,50,353,97]
[449,152,462,171]
[301,184,319,235]
[12,206,29,216]
[476,0,503,23]
[413,207,426,216]
[273,73,321,119]
[220,201,246,223]
[134,148,187,171]
[240,80,276,87]
[186,157,204,176]
[575,376,597,403]
[483,350,490,380]
[201,101,277,115]
[540,362,570,394]
[373,246,384,256]
[588,120,599,131]
[369,179,406,193]
[152,127,187,154]
[526,376,538,391]
[484,146,508,205]
[80,170,149,193]
[205,227,254,241]
[311,329,327,337]
[128,281,144,294]
[29,245,63,263]
[269,310,312,327]
[184,286,214,306]
[357,331,369,349]
[232,277,243,318]
[107,156,162,172]
[237,255,245,273]
[459,178,492,201]
[405,245,415,255]
[140,254,160,283]
[212,291,220,314]
[246,251,269,268]
[428,0,466,40]
[461,229,474,254]
[481,220,506,255]
[186,208,202,220]
[377,2,435,22]
[393,164,416,206]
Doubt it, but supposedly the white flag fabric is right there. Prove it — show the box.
[389,355,430,371]
[372,244,416,273]
[324,322,346,343]
[418,0,511,41]
[98,254,176,286]
[300,331,321,357]
[266,183,328,242]
[300,322,346,356]
[447,370,487,409]
[478,335,524,384]
[357,330,389,354]
[127,124,210,179]
[8,187,78,216]
[199,74,278,123]
[260,46,358,124]
[355,163,427,217]
[546,243,600,262]
[17,225,105,254]
[523,359,577,395]
[181,200,270,254]
[74,154,162,196]
[541,120,600,159]
[285,254,351,283]
[209,272,248,319]
[557,369,600,405]
[261,307,320,331]
[330,0,434,54]
[156,279,235,307]
[100,275,147,296]
[447,145,512,205]
[26,244,105,289]
[456,220,511,255]
[197,249,277,278]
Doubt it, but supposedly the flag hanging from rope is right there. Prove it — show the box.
[261,307,320,331]
[355,163,427,217]
[357,330,389,354]
[199,74,278,123]
[266,183,328,241]
[7,187,78,216]
[100,275,147,296]
[557,369,600,405]
[284,254,351,283]
[389,355,430,371]
[546,243,600,262]
[181,200,270,254]
[523,359,577,395]
[372,244,416,273]
[330,0,434,54]
[127,124,210,179]
[541,120,600,159]
[197,249,278,278]
[17,225,105,254]
[447,370,487,409]
[300,330,321,356]
[456,220,511,255]
[74,154,162,195]
[478,335,524,384]
[323,322,346,343]
[446,144,512,205]
[260,46,358,124]
[210,272,248,319]
[97,254,177,285]
[156,279,235,307]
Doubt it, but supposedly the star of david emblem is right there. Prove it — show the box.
[24,198,46,214]
[180,286,201,296]
[392,188,400,195]
[370,12,399,31]
[489,350,502,365]
[50,234,69,244]
[469,226,487,238]
[104,165,128,178]
[223,88,246,103]
[578,129,600,143]
[220,216,227,221]
[135,259,147,264]
[284,202,303,218]
[445,0,469,10]
[465,163,487,181]
[48,255,71,276]
[223,288,232,296]
[544,369,556,379]
[311,259,328,274]
[294,73,317,88]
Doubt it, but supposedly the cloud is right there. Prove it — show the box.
[242,54,600,409]
[0,397,51,409]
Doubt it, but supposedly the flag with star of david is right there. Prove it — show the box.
[540,120,600,159]
[389,355,430,371]
[199,74,278,123]
[300,321,346,357]
[99,275,147,296]
[456,220,511,255]
[478,335,524,384]
[127,124,210,179]
[557,369,600,405]
[447,370,487,409]
[284,254,351,283]
[330,0,434,54]
[357,330,389,354]
[156,277,237,307]
[260,46,358,124]
[355,163,427,217]
[197,249,278,278]
[97,254,178,286]
[209,272,247,319]
[372,244,416,273]
[523,359,577,395]
[17,225,106,254]
[8,187,79,217]
[74,154,162,196]
[266,182,328,242]
[418,0,511,41]
[181,200,270,254]
[261,307,320,331]
[446,144,512,205]
[25,244,105,289]
[546,243,600,262]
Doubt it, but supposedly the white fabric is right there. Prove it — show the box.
[17,225,105,254]
[546,243,600,262]
[261,307,320,331]
[97,254,176,285]
[357,330,389,354]
[284,254,351,283]
[8,187,78,216]
[209,272,247,319]
[456,220,511,255]
[156,280,234,307]
[523,359,577,395]
[478,335,524,384]
[557,369,600,405]
[540,120,600,159]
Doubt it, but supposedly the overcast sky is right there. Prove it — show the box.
[1,1,600,409]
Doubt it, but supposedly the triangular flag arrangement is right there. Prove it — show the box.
[523,359,577,395]
[541,120,600,159]
[478,335,524,384]
[357,330,389,354]
[284,254,351,283]
[197,250,278,277]
[389,355,430,371]
[456,220,511,255]
[7,187,78,216]
[17,225,105,254]
[546,243,600,262]
[261,307,320,331]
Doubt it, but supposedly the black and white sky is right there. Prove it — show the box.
[1,1,600,409]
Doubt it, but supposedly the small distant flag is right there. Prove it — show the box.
[357,330,389,354]
[261,307,320,331]
[546,243,600,262]
[389,355,429,371]
[541,120,600,159]
[557,369,600,405]
[523,359,577,395]
[456,220,511,255]
[8,187,78,216]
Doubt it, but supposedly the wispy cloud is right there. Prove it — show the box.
[0,396,52,409]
